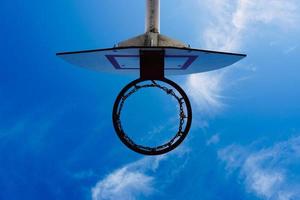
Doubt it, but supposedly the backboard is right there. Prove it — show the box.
[57,46,246,76]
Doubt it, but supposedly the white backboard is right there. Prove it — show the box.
[57,47,246,75]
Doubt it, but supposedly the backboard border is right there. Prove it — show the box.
[56,46,247,57]
[105,54,198,70]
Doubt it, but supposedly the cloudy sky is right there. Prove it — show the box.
[1,0,300,199]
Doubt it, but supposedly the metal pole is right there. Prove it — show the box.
[146,0,160,33]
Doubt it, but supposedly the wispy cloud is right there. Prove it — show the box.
[202,2,300,197]
[202,0,300,51]
[218,136,300,200]
[91,156,165,200]
[185,0,299,120]
[185,71,225,116]
[91,146,191,200]
[92,168,153,200]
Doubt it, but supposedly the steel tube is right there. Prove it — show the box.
[146,0,160,33]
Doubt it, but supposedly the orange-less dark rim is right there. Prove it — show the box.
[112,78,192,155]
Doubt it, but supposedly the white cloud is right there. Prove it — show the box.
[185,0,299,120]
[91,156,165,200]
[243,156,284,198]
[91,147,191,200]
[185,71,225,116]
[92,168,154,200]
[218,136,300,200]
[201,0,300,51]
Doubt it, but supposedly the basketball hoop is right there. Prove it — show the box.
[112,78,192,155]
[57,0,246,155]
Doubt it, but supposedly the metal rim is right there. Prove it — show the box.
[112,78,192,155]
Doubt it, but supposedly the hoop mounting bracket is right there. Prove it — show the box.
[140,50,165,80]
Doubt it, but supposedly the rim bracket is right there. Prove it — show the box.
[140,50,165,80]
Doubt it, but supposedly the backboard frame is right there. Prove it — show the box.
[57,46,246,75]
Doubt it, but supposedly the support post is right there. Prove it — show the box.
[146,0,160,33]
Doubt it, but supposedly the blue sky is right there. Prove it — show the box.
[1,0,300,199]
